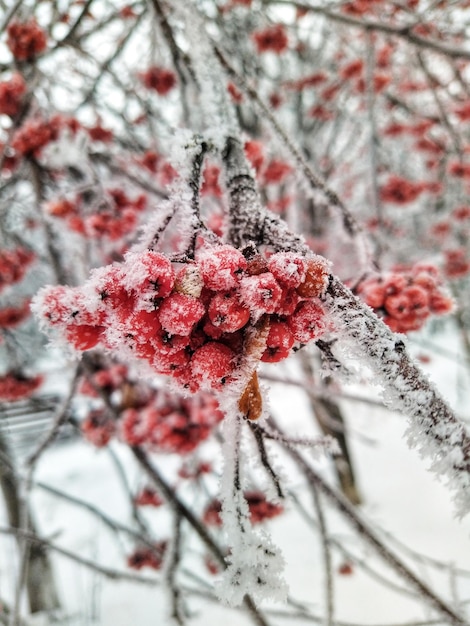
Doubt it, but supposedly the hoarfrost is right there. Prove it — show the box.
[214,404,288,607]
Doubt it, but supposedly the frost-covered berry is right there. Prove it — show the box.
[296,256,330,298]
[66,324,104,351]
[158,293,205,336]
[153,349,191,376]
[261,322,294,362]
[127,310,162,342]
[275,287,301,316]
[245,254,269,276]
[122,250,175,305]
[239,273,282,315]
[33,285,104,327]
[190,342,235,389]
[208,292,250,333]
[268,252,307,288]
[121,409,149,446]
[359,282,386,309]
[197,245,247,291]
[288,300,326,343]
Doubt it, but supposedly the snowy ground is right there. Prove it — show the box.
[1,322,469,625]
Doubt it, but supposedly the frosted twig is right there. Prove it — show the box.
[266,0,470,61]
[247,421,284,499]
[0,0,24,36]
[311,483,334,626]
[26,366,80,467]
[277,438,468,626]
[34,480,158,551]
[214,46,364,242]
[0,526,158,586]
[131,446,272,626]
[166,513,185,625]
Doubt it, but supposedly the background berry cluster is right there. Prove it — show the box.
[356,264,453,333]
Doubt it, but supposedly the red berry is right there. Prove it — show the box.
[268,252,306,288]
[153,348,191,376]
[197,245,247,291]
[190,342,235,389]
[127,310,162,342]
[203,499,222,526]
[208,292,250,332]
[6,19,47,61]
[157,293,205,336]
[261,322,294,362]
[239,273,282,315]
[122,251,175,306]
[276,287,301,316]
[245,491,284,523]
[288,300,326,343]
[297,257,330,298]
[66,324,104,351]
[81,410,115,447]
[134,487,164,507]
[139,66,177,95]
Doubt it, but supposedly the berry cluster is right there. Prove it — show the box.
[134,487,164,507]
[81,409,116,448]
[203,491,284,526]
[0,300,31,330]
[0,372,43,401]
[33,245,329,392]
[78,362,129,398]
[0,73,27,117]
[252,24,289,54]
[127,541,167,571]
[121,391,223,454]
[6,19,47,61]
[11,117,61,159]
[0,247,35,293]
[356,264,453,333]
[444,249,470,279]
[45,189,147,241]
[139,66,177,95]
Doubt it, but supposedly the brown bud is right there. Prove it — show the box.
[238,370,263,420]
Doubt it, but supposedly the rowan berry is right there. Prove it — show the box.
[66,324,104,351]
[190,342,235,389]
[261,322,294,362]
[81,410,115,447]
[296,257,330,298]
[0,73,27,117]
[122,250,175,304]
[208,292,250,332]
[239,273,282,315]
[268,252,306,288]
[134,487,164,507]
[245,491,284,523]
[157,292,205,336]
[139,66,177,95]
[197,245,247,291]
[6,19,47,61]
[288,300,326,343]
